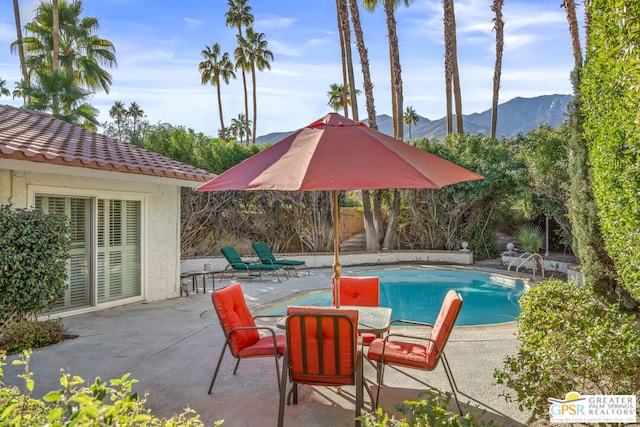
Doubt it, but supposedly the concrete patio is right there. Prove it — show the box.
[2,264,531,426]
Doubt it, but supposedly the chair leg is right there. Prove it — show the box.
[374,361,385,409]
[232,358,241,375]
[355,350,363,427]
[208,341,229,394]
[274,354,282,393]
[441,353,463,414]
[277,353,289,427]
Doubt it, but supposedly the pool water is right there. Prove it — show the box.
[266,267,526,326]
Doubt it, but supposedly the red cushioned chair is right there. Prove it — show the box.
[208,283,286,394]
[278,306,364,427]
[332,276,381,345]
[366,290,463,413]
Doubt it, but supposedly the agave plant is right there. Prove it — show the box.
[515,223,544,254]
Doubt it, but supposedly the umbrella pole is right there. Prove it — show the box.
[332,190,341,308]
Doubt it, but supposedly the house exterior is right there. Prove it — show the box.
[0,104,213,317]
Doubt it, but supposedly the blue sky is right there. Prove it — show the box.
[0,0,585,137]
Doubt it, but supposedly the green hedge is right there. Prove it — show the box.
[581,0,640,301]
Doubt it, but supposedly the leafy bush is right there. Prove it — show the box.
[0,319,65,354]
[0,350,220,426]
[0,205,71,326]
[493,279,640,419]
[359,390,495,426]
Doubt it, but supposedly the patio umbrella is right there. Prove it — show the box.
[197,112,483,306]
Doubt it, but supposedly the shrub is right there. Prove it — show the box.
[359,390,495,426]
[0,319,65,354]
[0,350,220,426]
[493,279,640,420]
[0,205,71,327]
[514,224,543,254]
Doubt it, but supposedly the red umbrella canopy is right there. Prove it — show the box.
[197,112,483,192]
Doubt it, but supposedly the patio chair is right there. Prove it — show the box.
[220,245,284,283]
[252,242,309,277]
[278,306,364,427]
[366,290,464,413]
[208,283,286,394]
[332,276,381,345]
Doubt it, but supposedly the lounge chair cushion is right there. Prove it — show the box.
[367,340,435,370]
[238,334,287,358]
[212,284,259,355]
[252,242,305,266]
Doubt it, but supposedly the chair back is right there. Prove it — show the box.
[220,246,245,267]
[332,276,380,307]
[284,306,359,386]
[252,242,277,263]
[425,290,463,368]
[211,283,259,357]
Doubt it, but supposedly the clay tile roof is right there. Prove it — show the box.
[0,104,214,183]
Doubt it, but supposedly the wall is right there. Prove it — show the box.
[0,166,183,312]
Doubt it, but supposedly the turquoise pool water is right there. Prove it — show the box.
[265,267,526,326]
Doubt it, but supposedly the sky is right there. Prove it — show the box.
[0,0,586,137]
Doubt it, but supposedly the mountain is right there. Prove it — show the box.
[255,94,573,144]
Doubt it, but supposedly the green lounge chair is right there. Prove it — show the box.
[252,242,309,277]
[220,246,284,283]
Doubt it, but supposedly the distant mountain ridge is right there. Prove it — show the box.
[255,94,573,144]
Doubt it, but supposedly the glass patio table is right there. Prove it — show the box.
[276,305,392,335]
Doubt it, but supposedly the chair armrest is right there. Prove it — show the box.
[381,331,432,344]
[228,325,279,338]
[389,319,434,328]
[253,314,284,321]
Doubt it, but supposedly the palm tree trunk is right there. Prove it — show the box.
[563,0,583,66]
[251,62,257,144]
[443,1,453,134]
[338,0,359,121]
[490,0,504,139]
[384,1,403,141]
[349,0,376,129]
[12,0,30,101]
[336,0,349,118]
[52,0,60,72]
[216,80,227,142]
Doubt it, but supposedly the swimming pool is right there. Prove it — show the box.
[263,267,526,326]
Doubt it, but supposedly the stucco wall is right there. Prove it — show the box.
[0,166,183,308]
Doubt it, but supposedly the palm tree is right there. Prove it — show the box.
[403,106,419,140]
[443,0,463,134]
[128,102,144,143]
[327,83,360,113]
[21,68,98,129]
[490,0,504,139]
[245,28,273,145]
[347,0,380,250]
[17,0,117,94]
[231,113,251,145]
[11,0,30,103]
[362,0,409,251]
[109,100,127,140]
[0,78,11,97]
[226,0,254,146]
[199,43,236,142]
